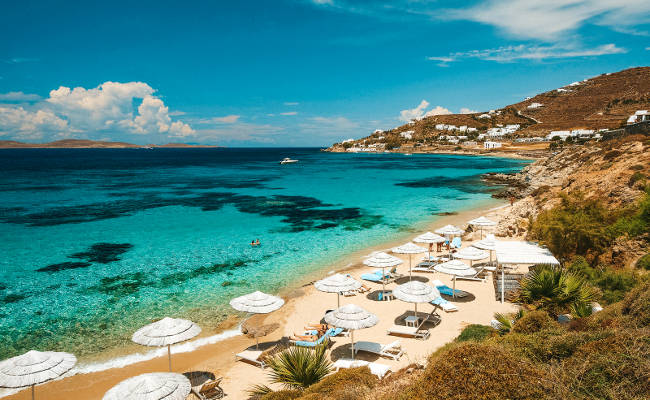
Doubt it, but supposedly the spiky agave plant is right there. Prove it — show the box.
[493,309,525,335]
[519,265,598,316]
[265,342,332,390]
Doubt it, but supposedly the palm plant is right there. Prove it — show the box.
[493,309,525,335]
[518,265,598,317]
[266,342,332,391]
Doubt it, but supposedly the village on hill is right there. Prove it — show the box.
[328,67,650,156]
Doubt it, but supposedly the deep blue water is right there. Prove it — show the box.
[0,148,528,359]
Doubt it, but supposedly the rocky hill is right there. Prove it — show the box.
[327,67,650,153]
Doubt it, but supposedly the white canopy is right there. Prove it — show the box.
[230,291,285,314]
[103,372,190,400]
[434,259,477,276]
[391,242,426,254]
[314,274,361,308]
[468,216,497,226]
[0,350,76,389]
[495,241,560,265]
[324,304,379,359]
[435,224,463,236]
[454,247,489,261]
[363,252,403,268]
[392,280,440,315]
[413,232,446,244]
[132,318,201,347]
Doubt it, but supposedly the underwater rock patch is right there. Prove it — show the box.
[71,243,133,264]
[37,261,92,273]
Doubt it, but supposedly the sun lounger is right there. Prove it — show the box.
[432,279,467,298]
[361,272,384,283]
[353,340,403,360]
[386,324,430,340]
[451,237,462,249]
[332,359,392,379]
[235,349,267,368]
[342,290,357,297]
[326,327,349,337]
[291,331,330,347]
[431,296,458,312]
[191,377,224,400]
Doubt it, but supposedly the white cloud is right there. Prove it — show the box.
[0,81,193,140]
[0,106,70,139]
[283,102,299,106]
[0,91,42,102]
[453,0,650,41]
[280,111,298,116]
[459,107,478,114]
[399,100,451,122]
[207,115,241,124]
[428,43,625,65]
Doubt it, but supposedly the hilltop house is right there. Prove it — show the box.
[627,110,649,125]
[400,130,414,139]
[435,124,445,130]
[341,138,355,144]
[477,113,491,119]
[467,127,477,133]
[484,141,502,149]
[547,131,571,140]
[571,129,595,138]
[527,102,544,109]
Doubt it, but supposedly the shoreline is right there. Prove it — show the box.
[0,196,514,400]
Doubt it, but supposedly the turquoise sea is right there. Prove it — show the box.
[0,148,528,361]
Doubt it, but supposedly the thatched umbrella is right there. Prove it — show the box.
[314,273,361,308]
[132,317,201,371]
[468,216,497,239]
[434,259,476,298]
[103,372,190,400]
[453,246,489,267]
[392,280,440,316]
[0,350,76,400]
[363,252,403,296]
[392,242,426,279]
[230,291,284,349]
[324,304,378,359]
[413,231,446,260]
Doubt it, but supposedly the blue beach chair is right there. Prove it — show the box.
[432,279,467,298]
[292,332,330,347]
[451,237,462,249]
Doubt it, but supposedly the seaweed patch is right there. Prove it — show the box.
[37,261,92,273]
[71,243,133,264]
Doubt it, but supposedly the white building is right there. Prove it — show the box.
[484,141,502,149]
[400,130,414,139]
[341,138,355,144]
[547,131,571,140]
[527,102,544,109]
[467,127,477,133]
[459,125,467,132]
[435,124,445,130]
[477,113,491,119]
[373,129,384,134]
[571,129,595,138]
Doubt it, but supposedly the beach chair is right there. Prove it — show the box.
[358,283,371,293]
[386,324,430,340]
[388,266,405,280]
[235,349,267,369]
[353,340,403,360]
[361,270,386,283]
[332,359,392,379]
[432,279,467,298]
[290,332,330,347]
[412,261,437,272]
[342,289,357,297]
[191,377,224,400]
[431,296,458,312]
[325,327,349,337]
[450,237,462,250]
[456,264,495,282]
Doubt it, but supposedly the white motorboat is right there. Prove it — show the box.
[280,157,299,164]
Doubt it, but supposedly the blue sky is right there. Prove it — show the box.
[1,0,649,146]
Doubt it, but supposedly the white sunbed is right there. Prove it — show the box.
[353,340,404,360]
[386,324,430,340]
[332,359,392,379]
[235,349,266,369]
[432,296,458,312]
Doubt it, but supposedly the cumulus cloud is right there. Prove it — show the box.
[460,107,478,114]
[399,100,451,122]
[428,43,625,65]
[0,91,42,102]
[0,81,194,140]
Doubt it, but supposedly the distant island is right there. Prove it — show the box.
[0,139,220,149]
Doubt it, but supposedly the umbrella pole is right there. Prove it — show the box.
[351,330,355,360]
[453,276,456,299]
[31,385,34,400]
[337,292,340,309]
[382,267,386,298]
[256,336,260,350]
[409,254,412,279]
[414,303,418,318]
[501,265,505,304]
[167,344,172,371]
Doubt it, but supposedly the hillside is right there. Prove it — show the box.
[327,67,650,153]
[0,139,219,149]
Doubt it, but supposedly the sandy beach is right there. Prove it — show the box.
[2,200,520,400]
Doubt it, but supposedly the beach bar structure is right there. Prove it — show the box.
[494,241,560,303]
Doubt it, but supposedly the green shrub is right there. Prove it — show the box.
[630,164,645,171]
[512,310,558,334]
[302,367,377,400]
[384,343,551,400]
[603,150,621,160]
[568,257,639,305]
[628,171,646,187]
[456,324,494,342]
[637,254,650,270]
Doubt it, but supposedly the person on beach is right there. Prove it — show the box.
[256,239,260,246]
[510,196,515,206]
[251,240,256,247]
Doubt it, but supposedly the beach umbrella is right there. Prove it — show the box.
[468,216,497,239]
[103,372,190,400]
[324,304,378,359]
[392,280,440,316]
[434,224,463,237]
[132,317,201,372]
[314,273,361,308]
[0,350,76,400]
[413,232,446,260]
[363,252,403,296]
[392,242,426,279]
[472,233,497,263]
[230,291,285,349]
[453,246,489,267]
[434,259,476,298]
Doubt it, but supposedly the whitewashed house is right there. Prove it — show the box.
[571,129,595,138]
[400,130,414,139]
[467,127,478,133]
[459,125,467,132]
[435,124,445,130]
[547,131,571,140]
[484,141,502,149]
[478,113,491,119]
[527,102,543,109]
